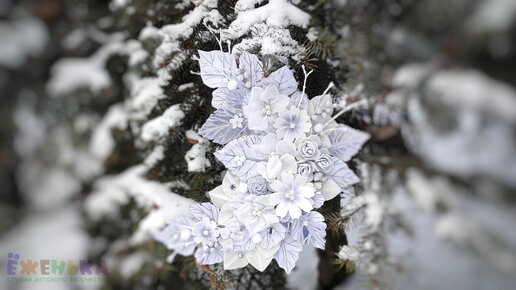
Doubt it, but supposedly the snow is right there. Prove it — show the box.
[185,140,210,172]
[306,27,319,42]
[0,206,93,290]
[89,104,128,161]
[468,0,516,33]
[84,165,194,245]
[224,0,310,57]
[143,145,165,167]
[0,11,48,69]
[47,34,126,97]
[428,70,516,123]
[154,0,222,78]
[138,24,160,41]
[401,68,516,188]
[127,75,167,120]
[118,251,150,279]
[126,40,149,66]
[141,104,185,142]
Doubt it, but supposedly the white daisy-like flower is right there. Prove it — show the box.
[274,106,311,142]
[229,114,244,129]
[193,217,220,245]
[269,172,315,219]
[233,194,279,235]
[242,84,289,131]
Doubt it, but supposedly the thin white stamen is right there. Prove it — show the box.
[298,65,313,107]
[322,99,368,129]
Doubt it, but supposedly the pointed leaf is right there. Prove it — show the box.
[325,158,360,190]
[260,66,298,95]
[190,203,219,222]
[246,245,279,272]
[274,236,303,274]
[223,252,249,270]
[198,109,248,145]
[212,88,248,111]
[208,185,232,209]
[239,52,263,86]
[328,125,370,162]
[198,50,237,88]
[214,135,265,181]
[320,178,341,200]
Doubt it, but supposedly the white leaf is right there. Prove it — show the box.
[260,66,298,95]
[198,109,248,145]
[214,135,265,181]
[326,158,360,190]
[328,125,370,162]
[239,52,263,87]
[218,204,236,226]
[246,245,279,272]
[211,88,248,110]
[320,178,341,200]
[198,50,237,88]
[307,94,333,124]
[223,252,249,270]
[274,236,303,274]
[208,186,230,209]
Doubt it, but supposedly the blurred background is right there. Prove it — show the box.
[1,0,516,289]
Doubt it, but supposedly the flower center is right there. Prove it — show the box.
[203,229,210,236]
[284,190,295,200]
[289,123,296,129]
[252,207,262,216]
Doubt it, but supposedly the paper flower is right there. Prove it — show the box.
[243,85,289,131]
[274,106,311,142]
[269,172,315,219]
[155,50,369,274]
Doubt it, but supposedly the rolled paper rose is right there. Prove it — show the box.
[297,138,321,160]
[247,176,268,195]
[315,154,334,173]
[297,162,315,179]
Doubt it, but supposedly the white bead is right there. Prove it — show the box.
[313,123,324,133]
[228,79,238,90]
[203,229,210,236]
[180,230,191,240]
[252,234,262,243]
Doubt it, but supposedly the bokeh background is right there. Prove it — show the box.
[1,0,516,289]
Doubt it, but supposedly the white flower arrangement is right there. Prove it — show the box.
[155,49,369,274]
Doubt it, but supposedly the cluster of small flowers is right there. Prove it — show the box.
[155,50,369,274]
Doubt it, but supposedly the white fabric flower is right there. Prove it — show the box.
[234,194,279,235]
[229,114,244,129]
[209,172,247,209]
[269,172,315,219]
[193,217,220,245]
[242,85,289,131]
[274,106,311,142]
[256,137,298,181]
